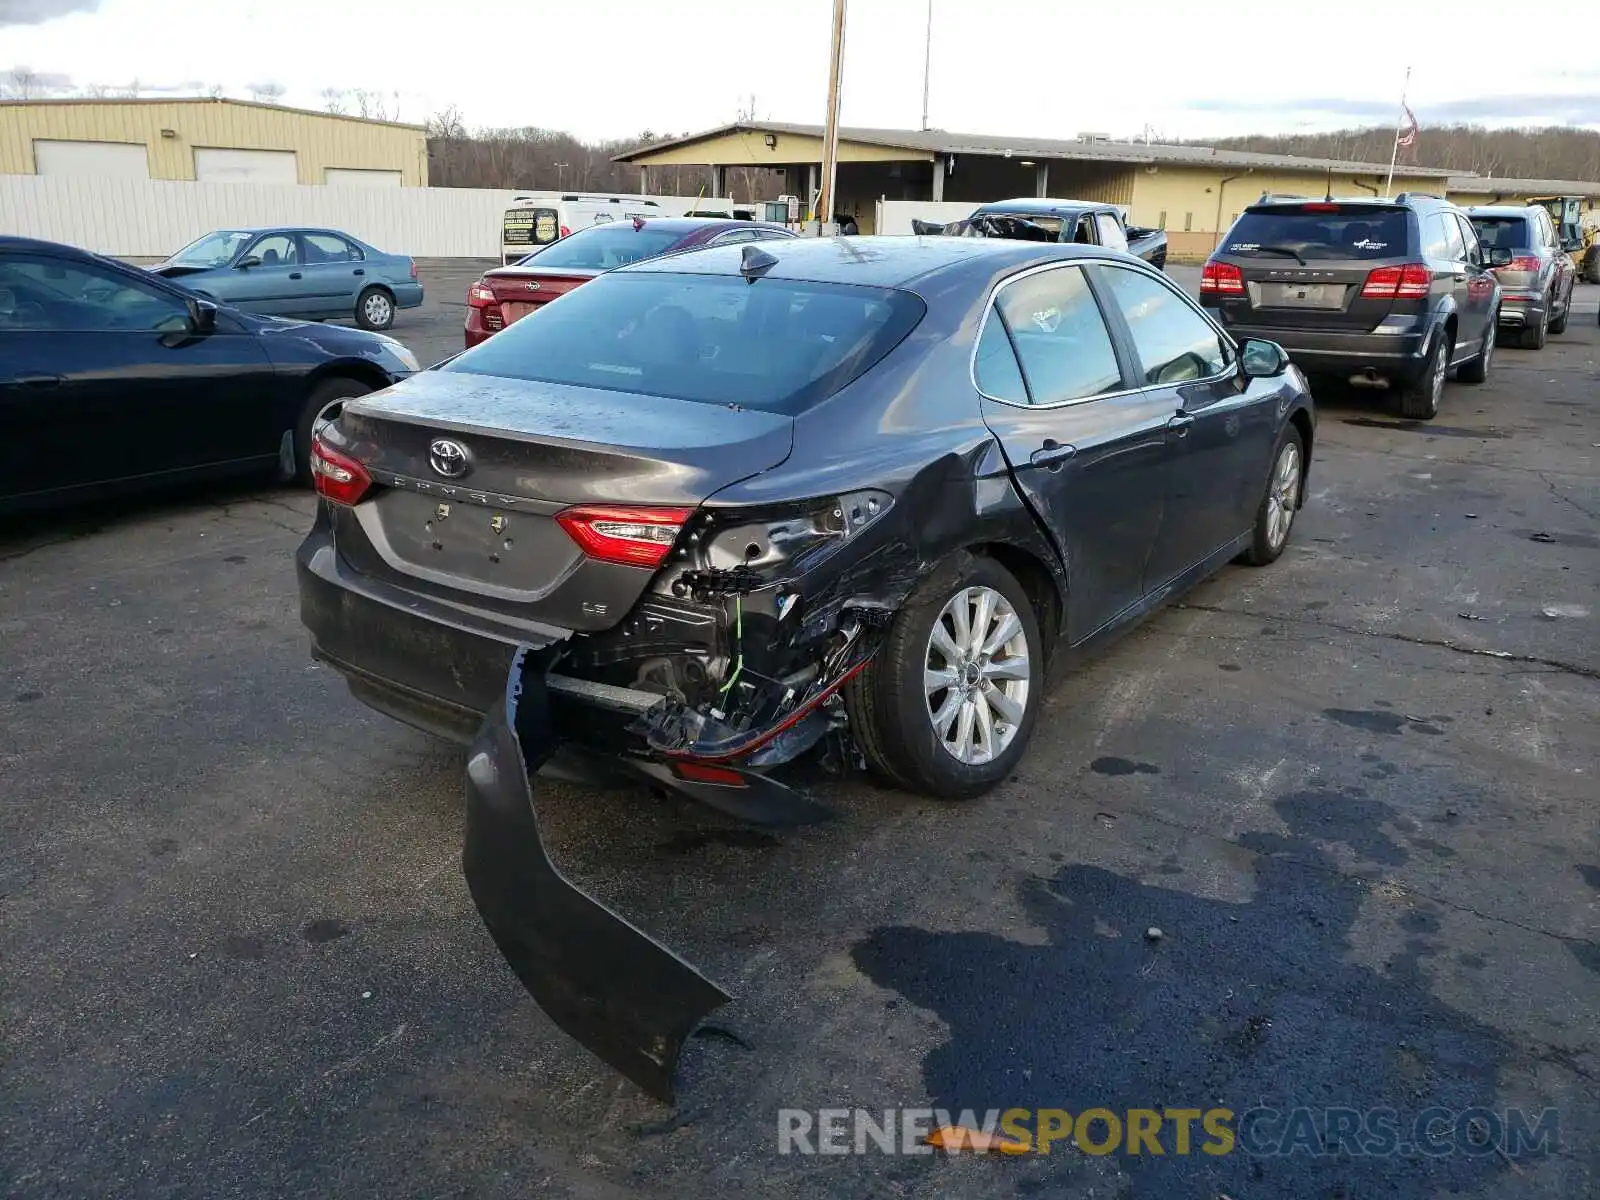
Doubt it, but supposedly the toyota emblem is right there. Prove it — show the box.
[525,281,541,292]
[428,438,470,479]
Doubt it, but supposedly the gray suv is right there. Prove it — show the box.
[1201,194,1501,420]
[1466,205,1577,349]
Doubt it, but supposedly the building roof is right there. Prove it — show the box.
[1445,174,1600,198]
[0,96,425,131]
[614,120,1457,178]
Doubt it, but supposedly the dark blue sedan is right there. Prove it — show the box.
[149,227,423,330]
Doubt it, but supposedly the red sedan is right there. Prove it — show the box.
[464,216,795,346]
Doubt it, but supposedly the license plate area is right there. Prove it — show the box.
[501,301,541,324]
[363,490,580,602]
[1254,282,1346,309]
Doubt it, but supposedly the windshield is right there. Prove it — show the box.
[1469,217,1531,251]
[169,231,252,267]
[1223,207,1410,260]
[517,224,687,270]
[443,271,926,415]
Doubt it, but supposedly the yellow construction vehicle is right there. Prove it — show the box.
[1528,196,1600,283]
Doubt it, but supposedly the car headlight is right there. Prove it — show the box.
[378,337,420,372]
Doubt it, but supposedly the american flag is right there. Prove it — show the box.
[1396,103,1419,147]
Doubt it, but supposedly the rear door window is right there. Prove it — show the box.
[504,207,560,248]
[973,310,1028,403]
[1097,264,1231,385]
[991,265,1124,404]
[1094,213,1128,252]
[1223,207,1409,260]
[304,232,362,263]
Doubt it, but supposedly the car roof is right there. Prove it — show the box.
[971,197,1108,216]
[621,234,1122,289]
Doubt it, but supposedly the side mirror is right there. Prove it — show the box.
[1240,338,1290,379]
[236,254,261,270]
[187,297,218,333]
[1486,247,1514,268]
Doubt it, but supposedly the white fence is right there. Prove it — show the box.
[0,176,727,258]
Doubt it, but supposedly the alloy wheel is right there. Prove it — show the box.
[1266,441,1301,550]
[924,585,1031,765]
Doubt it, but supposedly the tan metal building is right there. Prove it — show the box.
[615,122,1458,259]
[1445,174,1600,213]
[0,98,429,187]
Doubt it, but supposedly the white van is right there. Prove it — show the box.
[500,194,667,265]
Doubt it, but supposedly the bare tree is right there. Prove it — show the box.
[82,81,111,98]
[3,66,39,99]
[320,87,347,115]
[120,77,142,98]
[249,81,286,104]
[206,83,225,99]
[425,105,466,139]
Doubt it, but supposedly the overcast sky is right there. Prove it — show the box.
[5,0,1600,143]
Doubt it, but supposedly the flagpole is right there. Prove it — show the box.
[1384,65,1411,198]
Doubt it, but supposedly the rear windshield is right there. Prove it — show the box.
[1223,207,1410,260]
[1469,217,1531,251]
[443,271,926,415]
[515,224,685,270]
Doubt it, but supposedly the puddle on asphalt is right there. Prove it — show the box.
[852,789,1527,1196]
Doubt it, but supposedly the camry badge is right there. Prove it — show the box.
[525,282,541,292]
[429,438,470,479]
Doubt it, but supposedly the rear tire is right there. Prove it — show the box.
[1241,426,1305,566]
[1548,286,1569,335]
[1395,329,1446,420]
[1457,315,1493,384]
[1584,245,1600,286]
[295,377,372,484]
[1521,304,1548,350]
[845,552,1042,800]
[355,286,396,331]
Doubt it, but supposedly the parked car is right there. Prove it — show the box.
[296,235,1312,1101]
[465,216,795,346]
[0,236,419,514]
[1201,194,1501,419]
[912,198,1168,270]
[1466,205,1577,349]
[148,227,423,331]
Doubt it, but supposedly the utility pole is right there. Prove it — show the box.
[920,0,933,131]
[817,0,848,233]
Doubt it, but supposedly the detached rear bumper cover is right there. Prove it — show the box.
[462,646,732,1104]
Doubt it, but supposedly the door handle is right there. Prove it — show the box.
[353,268,365,276]
[14,374,63,390]
[289,272,303,280]
[1030,440,1077,469]
[1454,273,1467,282]
[1167,412,1195,437]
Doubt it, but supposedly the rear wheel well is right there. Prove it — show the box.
[966,541,1062,659]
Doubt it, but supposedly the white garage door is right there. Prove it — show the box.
[193,148,298,184]
[324,167,403,188]
[33,140,150,179]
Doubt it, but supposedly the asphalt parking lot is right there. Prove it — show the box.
[3,265,1597,1199]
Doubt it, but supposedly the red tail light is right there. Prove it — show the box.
[556,505,692,568]
[1361,263,1431,300]
[559,224,571,239]
[408,259,418,280]
[1299,203,1339,212]
[1200,260,1245,296]
[309,436,372,506]
[672,761,748,786]
[467,280,497,308]
[1503,256,1541,273]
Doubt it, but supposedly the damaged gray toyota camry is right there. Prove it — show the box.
[296,235,1314,1100]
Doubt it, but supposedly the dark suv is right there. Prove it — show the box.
[1201,194,1501,419]
[1466,205,1576,349]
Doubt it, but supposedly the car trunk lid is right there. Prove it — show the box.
[479,266,600,330]
[324,371,792,632]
